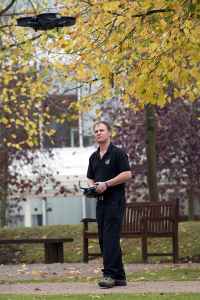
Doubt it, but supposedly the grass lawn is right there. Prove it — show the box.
[1,295,200,300]
[127,267,200,281]
[0,221,200,264]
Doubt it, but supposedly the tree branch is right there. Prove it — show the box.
[0,34,42,52]
[132,8,174,18]
[108,7,174,19]
[0,24,13,30]
[0,0,17,16]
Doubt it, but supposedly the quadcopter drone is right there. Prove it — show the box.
[17,13,76,31]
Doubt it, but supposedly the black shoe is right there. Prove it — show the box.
[98,276,115,288]
[114,279,127,286]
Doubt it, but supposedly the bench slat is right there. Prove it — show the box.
[0,238,73,244]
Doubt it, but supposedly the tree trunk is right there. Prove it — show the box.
[187,102,197,220]
[187,185,195,220]
[0,188,7,227]
[0,150,8,227]
[145,104,159,202]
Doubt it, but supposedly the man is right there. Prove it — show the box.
[87,121,132,288]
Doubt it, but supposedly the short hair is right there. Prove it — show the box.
[93,121,111,132]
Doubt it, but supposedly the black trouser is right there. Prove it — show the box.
[96,199,126,280]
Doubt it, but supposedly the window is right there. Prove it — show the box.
[32,214,43,226]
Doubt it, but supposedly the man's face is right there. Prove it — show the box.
[94,123,111,144]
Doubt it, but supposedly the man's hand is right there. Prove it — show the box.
[95,182,107,193]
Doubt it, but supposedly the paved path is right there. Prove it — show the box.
[1,281,200,294]
[0,262,200,294]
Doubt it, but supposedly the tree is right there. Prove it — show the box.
[0,1,77,226]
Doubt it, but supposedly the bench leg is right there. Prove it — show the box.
[142,237,148,263]
[83,236,89,263]
[173,235,179,263]
[45,242,64,264]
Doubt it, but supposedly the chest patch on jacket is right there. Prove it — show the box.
[105,159,110,165]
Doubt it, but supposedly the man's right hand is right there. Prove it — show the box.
[95,182,107,193]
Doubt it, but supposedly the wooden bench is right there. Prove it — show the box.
[82,200,179,263]
[0,238,73,263]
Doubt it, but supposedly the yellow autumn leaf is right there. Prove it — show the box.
[0,117,9,125]
[46,129,56,136]
[27,140,34,147]
[16,119,24,126]
[102,1,120,12]
[97,64,111,78]
[76,65,88,81]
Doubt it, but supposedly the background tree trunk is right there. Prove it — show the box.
[145,104,159,202]
[186,102,198,220]
[187,186,194,220]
